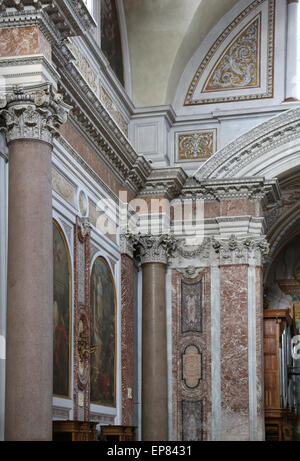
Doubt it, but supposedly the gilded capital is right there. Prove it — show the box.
[0,83,71,145]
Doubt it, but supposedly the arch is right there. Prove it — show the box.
[90,256,117,407]
[53,219,72,398]
[194,107,300,180]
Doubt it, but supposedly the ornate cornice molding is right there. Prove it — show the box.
[181,176,280,204]
[125,233,178,265]
[0,82,71,144]
[175,234,269,266]
[0,0,96,44]
[195,107,300,180]
[138,167,188,200]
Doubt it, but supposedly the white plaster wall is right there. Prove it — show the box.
[124,0,239,107]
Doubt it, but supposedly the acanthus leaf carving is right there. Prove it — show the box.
[0,83,71,145]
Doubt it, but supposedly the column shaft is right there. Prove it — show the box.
[5,139,53,441]
[142,262,168,441]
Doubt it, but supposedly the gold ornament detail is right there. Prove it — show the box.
[176,130,216,162]
[202,15,260,93]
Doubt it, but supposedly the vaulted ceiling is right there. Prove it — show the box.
[123,0,240,107]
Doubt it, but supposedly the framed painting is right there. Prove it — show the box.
[90,256,116,407]
[53,220,71,398]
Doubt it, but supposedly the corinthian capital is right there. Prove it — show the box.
[0,83,71,145]
[129,233,178,265]
[212,235,269,266]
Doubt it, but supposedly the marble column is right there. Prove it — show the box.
[285,0,299,101]
[132,234,176,441]
[1,83,70,441]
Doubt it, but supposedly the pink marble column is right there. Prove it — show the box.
[1,84,70,441]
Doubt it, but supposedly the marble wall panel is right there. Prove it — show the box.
[172,268,211,441]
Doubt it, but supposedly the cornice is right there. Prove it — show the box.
[0,0,96,44]
[195,107,300,180]
[0,54,61,85]
[180,176,280,204]
[131,105,177,126]
[138,167,188,200]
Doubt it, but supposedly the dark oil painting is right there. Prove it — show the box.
[101,0,124,86]
[90,257,116,407]
[53,221,71,397]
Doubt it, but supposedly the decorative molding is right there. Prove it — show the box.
[181,177,280,205]
[0,82,71,145]
[100,86,128,136]
[175,129,217,163]
[68,39,99,94]
[138,167,188,200]
[195,107,300,180]
[52,405,71,420]
[184,0,274,106]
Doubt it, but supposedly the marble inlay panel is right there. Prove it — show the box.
[182,400,203,441]
[172,268,211,441]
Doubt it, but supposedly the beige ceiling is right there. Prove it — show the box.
[124,0,240,108]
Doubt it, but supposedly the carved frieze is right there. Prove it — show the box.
[100,87,128,136]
